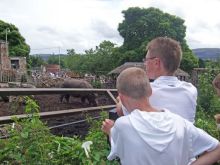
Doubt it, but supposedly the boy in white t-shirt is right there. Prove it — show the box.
[102,67,220,165]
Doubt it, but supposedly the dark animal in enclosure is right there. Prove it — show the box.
[0,96,9,102]
[60,79,97,106]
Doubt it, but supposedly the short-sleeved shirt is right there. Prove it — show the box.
[108,109,218,165]
[150,76,197,123]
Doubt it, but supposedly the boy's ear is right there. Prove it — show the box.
[118,93,124,102]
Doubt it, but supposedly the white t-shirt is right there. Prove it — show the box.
[150,76,197,123]
[108,109,219,165]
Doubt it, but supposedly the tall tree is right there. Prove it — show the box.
[67,49,76,55]
[82,41,118,74]
[0,20,30,58]
[118,7,198,73]
[93,40,117,73]
[47,55,65,68]
[118,7,186,50]
[64,41,119,74]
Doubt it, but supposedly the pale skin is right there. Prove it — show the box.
[190,144,220,165]
[116,50,172,117]
[102,65,220,164]
[102,94,157,136]
[103,93,220,165]
[101,97,121,135]
[102,119,114,136]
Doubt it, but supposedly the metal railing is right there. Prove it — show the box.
[0,88,117,124]
[0,70,16,82]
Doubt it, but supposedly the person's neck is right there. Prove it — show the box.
[129,98,158,113]
[155,71,175,79]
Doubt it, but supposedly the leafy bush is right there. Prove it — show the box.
[195,106,220,140]
[196,69,220,141]
[197,70,220,111]
[91,80,103,89]
[0,97,119,165]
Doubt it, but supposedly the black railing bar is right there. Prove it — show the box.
[0,135,9,139]
[0,88,117,96]
[0,105,116,124]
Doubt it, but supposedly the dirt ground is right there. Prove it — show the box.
[0,93,117,137]
[0,93,116,117]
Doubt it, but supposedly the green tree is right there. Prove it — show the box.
[0,20,30,58]
[64,41,119,75]
[64,54,85,73]
[47,55,65,68]
[62,7,200,74]
[29,55,46,68]
[93,40,117,74]
[118,7,198,73]
[180,51,199,73]
[205,59,220,70]
[67,49,76,55]
[198,58,206,68]
[118,7,186,50]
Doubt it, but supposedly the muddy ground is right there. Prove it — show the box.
[0,93,116,116]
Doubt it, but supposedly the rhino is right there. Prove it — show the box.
[60,79,97,106]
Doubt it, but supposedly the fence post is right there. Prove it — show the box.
[0,71,1,82]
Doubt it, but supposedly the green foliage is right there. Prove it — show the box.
[67,49,76,55]
[63,41,119,75]
[0,20,30,58]
[198,58,206,68]
[47,55,65,68]
[196,69,220,141]
[91,80,103,89]
[205,59,220,69]
[78,112,118,165]
[0,98,119,165]
[180,51,199,74]
[92,41,118,73]
[197,70,220,111]
[29,55,46,68]
[116,7,198,72]
[64,54,86,73]
[0,97,52,164]
[118,7,186,50]
[195,106,220,140]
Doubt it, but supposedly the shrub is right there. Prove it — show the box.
[0,97,119,164]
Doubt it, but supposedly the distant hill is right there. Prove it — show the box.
[192,48,220,60]
[30,54,66,61]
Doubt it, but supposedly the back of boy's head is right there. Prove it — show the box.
[116,67,151,99]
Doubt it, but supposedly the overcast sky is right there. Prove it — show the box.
[1,0,220,54]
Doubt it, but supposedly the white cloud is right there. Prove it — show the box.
[0,0,220,54]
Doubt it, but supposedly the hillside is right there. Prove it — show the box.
[192,48,220,60]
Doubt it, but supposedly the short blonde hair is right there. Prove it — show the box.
[147,37,182,74]
[116,67,151,99]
